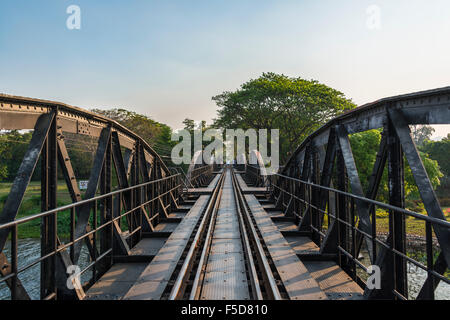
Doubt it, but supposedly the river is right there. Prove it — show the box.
[0,239,449,300]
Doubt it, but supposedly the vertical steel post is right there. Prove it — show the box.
[336,148,349,270]
[387,120,407,298]
[40,113,57,299]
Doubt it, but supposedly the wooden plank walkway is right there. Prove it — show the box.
[187,174,221,194]
[240,172,363,301]
[86,171,363,300]
[122,195,211,300]
[86,195,211,300]
[245,194,327,300]
[236,174,269,195]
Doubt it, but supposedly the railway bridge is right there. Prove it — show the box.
[0,87,449,300]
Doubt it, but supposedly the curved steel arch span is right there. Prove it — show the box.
[266,87,450,299]
[0,94,187,299]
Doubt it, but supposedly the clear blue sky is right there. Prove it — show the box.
[0,0,449,137]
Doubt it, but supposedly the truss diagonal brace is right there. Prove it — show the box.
[336,125,374,262]
[0,113,55,251]
[73,126,112,264]
[388,109,450,266]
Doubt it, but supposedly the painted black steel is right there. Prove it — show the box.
[248,87,450,300]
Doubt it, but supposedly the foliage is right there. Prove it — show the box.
[92,108,174,148]
[349,130,443,204]
[0,109,175,182]
[410,125,435,147]
[420,134,450,176]
[212,72,356,162]
[0,131,34,181]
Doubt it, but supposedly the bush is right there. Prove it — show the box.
[439,198,450,207]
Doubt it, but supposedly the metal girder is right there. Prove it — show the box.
[272,87,450,300]
[297,144,312,231]
[353,132,388,260]
[0,113,54,249]
[281,86,450,174]
[386,119,407,297]
[367,120,408,299]
[73,126,112,264]
[40,112,58,299]
[388,108,450,266]
[57,136,99,262]
[0,112,55,300]
[0,94,170,176]
[336,125,374,263]
[0,95,182,301]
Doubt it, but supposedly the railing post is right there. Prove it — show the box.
[387,119,407,298]
[336,148,349,270]
[40,111,57,299]
[99,133,113,273]
[312,150,322,244]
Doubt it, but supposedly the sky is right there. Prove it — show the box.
[0,0,449,138]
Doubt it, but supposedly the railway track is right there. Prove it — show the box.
[165,167,285,300]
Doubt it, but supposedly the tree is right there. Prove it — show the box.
[420,135,450,200]
[92,108,175,158]
[349,130,443,204]
[0,131,34,181]
[420,135,450,176]
[180,118,213,157]
[213,72,355,162]
[182,118,195,132]
[0,138,9,180]
[410,125,435,147]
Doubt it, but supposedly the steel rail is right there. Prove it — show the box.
[231,169,282,300]
[188,174,225,300]
[168,170,226,300]
[230,168,264,300]
[188,167,263,300]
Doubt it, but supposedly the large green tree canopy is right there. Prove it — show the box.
[349,130,443,205]
[212,72,356,162]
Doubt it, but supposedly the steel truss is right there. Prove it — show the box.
[246,87,450,300]
[0,94,212,300]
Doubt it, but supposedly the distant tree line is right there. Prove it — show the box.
[0,109,177,182]
[0,74,448,210]
[211,73,448,208]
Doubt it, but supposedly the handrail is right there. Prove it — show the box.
[0,174,182,231]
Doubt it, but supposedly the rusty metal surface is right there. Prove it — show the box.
[130,238,167,257]
[85,263,148,300]
[123,195,211,300]
[284,236,320,255]
[245,194,327,300]
[303,261,364,300]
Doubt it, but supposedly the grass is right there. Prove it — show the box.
[1,180,449,240]
[375,207,450,237]
[0,181,73,239]
[0,180,131,239]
